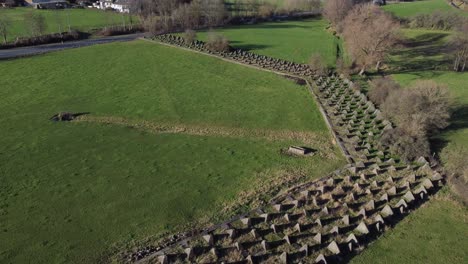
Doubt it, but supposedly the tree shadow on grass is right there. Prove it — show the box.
[386,32,452,74]
[232,43,271,51]
[430,103,468,155]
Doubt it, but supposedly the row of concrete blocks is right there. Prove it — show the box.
[154,171,440,263]
[152,35,315,77]
[314,77,396,162]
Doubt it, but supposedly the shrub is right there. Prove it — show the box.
[206,31,230,52]
[368,77,400,106]
[381,80,451,136]
[183,29,197,43]
[336,57,354,78]
[309,53,329,76]
[409,11,466,30]
[379,128,430,162]
[98,25,143,37]
[258,3,275,18]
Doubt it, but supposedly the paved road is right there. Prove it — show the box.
[0,33,146,60]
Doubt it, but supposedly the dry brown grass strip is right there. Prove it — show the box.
[74,115,336,153]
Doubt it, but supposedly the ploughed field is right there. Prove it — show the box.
[0,7,136,42]
[0,40,345,263]
[195,18,341,66]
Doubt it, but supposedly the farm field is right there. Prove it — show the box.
[0,40,345,263]
[0,7,136,42]
[383,0,468,18]
[195,18,341,66]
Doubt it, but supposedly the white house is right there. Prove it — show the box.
[98,0,130,13]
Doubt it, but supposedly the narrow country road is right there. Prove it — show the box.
[0,33,146,60]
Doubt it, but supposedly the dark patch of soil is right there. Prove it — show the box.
[50,112,90,122]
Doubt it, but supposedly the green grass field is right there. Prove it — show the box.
[383,0,468,18]
[195,18,341,65]
[351,191,468,264]
[0,7,135,41]
[0,40,345,263]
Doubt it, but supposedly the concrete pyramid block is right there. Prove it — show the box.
[355,221,370,234]
[327,240,341,255]
[315,254,327,264]
[184,247,195,261]
[422,178,434,189]
[379,193,389,202]
[226,229,237,239]
[203,234,214,245]
[241,217,252,226]
[157,255,168,264]
[313,232,322,244]
[251,228,260,238]
[261,240,269,252]
[280,252,288,264]
[300,244,310,256]
[403,191,416,203]
[380,204,393,217]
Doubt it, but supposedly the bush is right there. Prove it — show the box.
[368,77,400,106]
[183,29,197,44]
[379,128,431,162]
[409,11,467,30]
[309,53,329,76]
[206,31,230,52]
[258,3,275,18]
[97,25,143,37]
[0,30,82,49]
[336,57,355,78]
[381,80,451,136]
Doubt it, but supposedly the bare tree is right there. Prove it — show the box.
[206,31,229,52]
[368,77,400,106]
[450,23,468,72]
[309,53,329,76]
[342,4,400,75]
[382,80,451,136]
[183,29,196,43]
[323,0,354,28]
[0,13,12,44]
[24,11,47,37]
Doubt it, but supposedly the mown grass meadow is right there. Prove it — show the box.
[0,40,345,263]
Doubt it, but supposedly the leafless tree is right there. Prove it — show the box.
[450,23,468,72]
[382,80,451,136]
[284,0,321,13]
[258,2,275,18]
[323,0,354,28]
[206,31,229,52]
[24,11,47,37]
[0,13,12,44]
[368,77,400,106]
[342,4,400,75]
[309,53,329,76]
[183,29,196,43]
